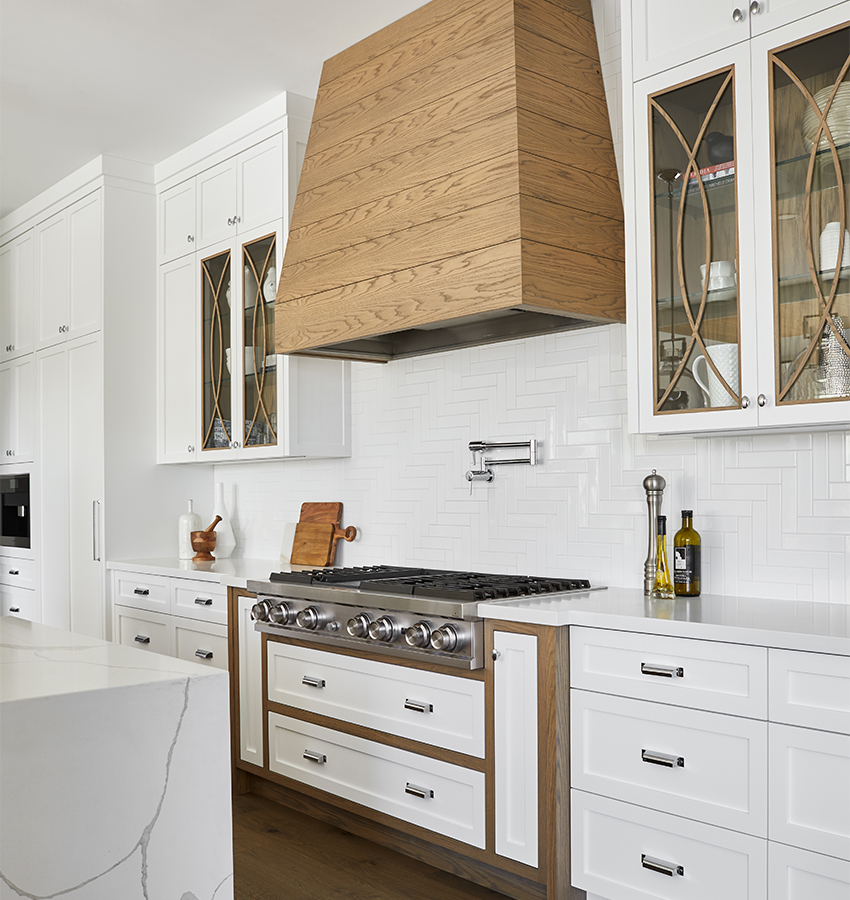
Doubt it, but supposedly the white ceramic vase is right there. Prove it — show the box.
[213,483,236,559]
[178,500,202,560]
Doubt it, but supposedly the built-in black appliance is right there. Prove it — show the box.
[0,474,30,549]
[248,566,601,669]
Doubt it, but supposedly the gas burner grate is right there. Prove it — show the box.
[367,572,592,602]
[269,565,429,585]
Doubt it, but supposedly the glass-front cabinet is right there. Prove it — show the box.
[632,2,850,433]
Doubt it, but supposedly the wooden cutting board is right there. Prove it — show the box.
[299,502,342,526]
[290,522,336,567]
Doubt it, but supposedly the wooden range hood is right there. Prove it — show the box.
[275,0,624,361]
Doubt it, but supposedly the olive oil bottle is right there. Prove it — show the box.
[673,510,701,596]
[651,515,675,600]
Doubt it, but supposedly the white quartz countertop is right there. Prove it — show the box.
[478,586,850,655]
[106,556,282,588]
[0,617,224,704]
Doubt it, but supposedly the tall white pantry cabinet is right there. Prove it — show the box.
[1,157,210,638]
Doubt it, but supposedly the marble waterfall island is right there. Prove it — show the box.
[0,618,233,900]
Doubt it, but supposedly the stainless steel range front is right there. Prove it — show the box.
[248,566,600,669]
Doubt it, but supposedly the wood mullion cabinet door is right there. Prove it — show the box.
[752,5,850,428]
[633,42,761,433]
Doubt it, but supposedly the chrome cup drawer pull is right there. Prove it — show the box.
[8,569,20,575]
[133,588,150,596]
[302,675,325,688]
[303,749,326,764]
[641,854,684,877]
[195,649,213,660]
[194,597,213,606]
[405,783,434,800]
[642,749,685,768]
[641,662,684,678]
[134,635,151,644]
[404,699,433,714]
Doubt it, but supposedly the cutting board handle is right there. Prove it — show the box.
[336,526,357,542]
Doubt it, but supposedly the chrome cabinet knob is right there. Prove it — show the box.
[741,395,750,408]
[492,649,501,661]
[757,393,767,407]
[368,616,399,642]
[732,7,744,21]
[749,0,761,13]
[431,624,460,652]
[404,622,432,648]
[187,444,195,453]
[187,234,194,243]
[346,613,371,637]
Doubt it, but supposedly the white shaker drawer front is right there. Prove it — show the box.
[769,649,850,735]
[268,712,486,848]
[571,691,768,836]
[570,627,768,718]
[769,723,850,861]
[174,619,228,671]
[1,585,40,622]
[0,556,36,590]
[768,842,850,900]
[267,642,485,758]
[571,790,767,900]
[115,607,172,656]
[113,572,171,614]
[172,579,227,625]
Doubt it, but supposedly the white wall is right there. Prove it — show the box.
[213,324,850,604]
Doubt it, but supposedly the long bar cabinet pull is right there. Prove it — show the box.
[404,699,433,714]
[641,662,684,678]
[641,854,684,877]
[303,749,326,764]
[642,749,685,768]
[92,499,101,562]
[405,783,434,800]
[302,675,326,688]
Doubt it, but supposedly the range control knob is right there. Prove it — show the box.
[268,602,292,625]
[251,599,275,622]
[430,624,461,652]
[296,606,323,630]
[368,616,399,642]
[346,613,371,638]
[404,621,432,648]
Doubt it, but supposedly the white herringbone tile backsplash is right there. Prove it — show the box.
[214,324,850,603]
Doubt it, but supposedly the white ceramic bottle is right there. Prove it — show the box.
[213,483,236,559]
[178,500,202,559]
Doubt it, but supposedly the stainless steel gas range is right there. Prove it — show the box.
[247,565,601,669]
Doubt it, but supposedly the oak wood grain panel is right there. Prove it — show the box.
[517,109,618,182]
[514,25,604,100]
[516,68,612,140]
[521,240,625,320]
[290,109,519,230]
[519,151,623,223]
[279,195,521,303]
[267,701,487,772]
[311,0,515,128]
[277,242,524,353]
[298,68,517,194]
[248,776,548,900]
[227,586,248,794]
[284,154,520,270]
[319,0,489,85]
[520,194,625,263]
[514,0,597,55]
[267,633,486,681]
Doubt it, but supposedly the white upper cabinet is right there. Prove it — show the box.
[0,356,34,464]
[631,0,846,81]
[625,1,850,434]
[158,179,196,263]
[196,158,238,250]
[35,191,102,350]
[0,230,34,361]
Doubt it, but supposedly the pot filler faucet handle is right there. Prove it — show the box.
[466,439,537,494]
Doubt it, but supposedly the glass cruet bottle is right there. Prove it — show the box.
[651,515,675,600]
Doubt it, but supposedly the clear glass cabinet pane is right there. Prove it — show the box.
[650,67,742,414]
[201,249,231,451]
[242,233,277,448]
[771,24,850,404]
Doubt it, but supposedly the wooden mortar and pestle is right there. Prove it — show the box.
[191,515,222,561]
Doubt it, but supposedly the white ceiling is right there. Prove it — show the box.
[0,0,430,219]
